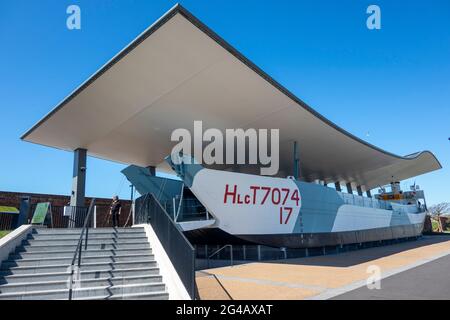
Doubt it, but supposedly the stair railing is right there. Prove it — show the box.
[134,193,196,299]
[68,198,96,300]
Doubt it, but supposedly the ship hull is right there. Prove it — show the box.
[234,223,424,248]
[166,155,427,249]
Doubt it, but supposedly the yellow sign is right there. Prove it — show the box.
[0,206,19,214]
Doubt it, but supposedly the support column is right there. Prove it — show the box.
[334,182,342,192]
[14,196,30,228]
[70,148,87,207]
[147,166,156,176]
[293,141,300,180]
[357,186,363,196]
[346,183,353,194]
[366,190,372,198]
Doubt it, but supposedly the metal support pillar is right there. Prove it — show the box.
[147,166,156,176]
[70,148,87,207]
[293,141,300,180]
[357,186,363,196]
[346,182,353,194]
[335,182,342,192]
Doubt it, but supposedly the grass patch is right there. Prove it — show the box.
[0,230,10,239]
[432,220,439,232]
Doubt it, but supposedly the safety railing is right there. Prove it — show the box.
[68,198,96,300]
[339,192,392,210]
[208,244,234,268]
[134,193,196,299]
[64,206,90,228]
[0,212,16,230]
[163,198,208,222]
[27,204,132,228]
[28,204,88,228]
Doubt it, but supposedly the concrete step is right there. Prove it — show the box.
[0,267,161,284]
[24,236,148,246]
[2,253,155,268]
[17,242,150,252]
[11,247,152,259]
[0,283,167,300]
[0,227,167,300]
[0,275,163,294]
[0,260,157,275]
[33,228,144,235]
[29,232,146,241]
[74,291,169,300]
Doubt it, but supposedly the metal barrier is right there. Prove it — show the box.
[163,197,208,222]
[0,213,15,230]
[28,205,88,228]
[339,192,392,210]
[208,244,233,268]
[135,193,196,299]
[26,204,131,228]
[65,206,90,228]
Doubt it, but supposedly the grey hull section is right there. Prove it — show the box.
[184,223,424,248]
[236,223,424,248]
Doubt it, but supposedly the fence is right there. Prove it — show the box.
[135,193,196,299]
[26,204,133,228]
[0,213,15,230]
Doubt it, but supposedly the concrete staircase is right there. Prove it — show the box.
[0,227,169,300]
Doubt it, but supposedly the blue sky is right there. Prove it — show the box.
[0,0,449,204]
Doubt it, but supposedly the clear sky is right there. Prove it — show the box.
[0,0,449,204]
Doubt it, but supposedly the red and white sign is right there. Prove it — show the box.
[190,169,301,235]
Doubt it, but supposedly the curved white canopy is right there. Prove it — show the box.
[22,4,441,190]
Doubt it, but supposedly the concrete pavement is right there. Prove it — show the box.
[196,235,450,300]
[333,253,450,299]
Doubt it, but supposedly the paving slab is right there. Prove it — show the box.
[332,253,450,300]
[196,235,450,300]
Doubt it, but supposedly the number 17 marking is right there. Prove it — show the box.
[279,207,293,224]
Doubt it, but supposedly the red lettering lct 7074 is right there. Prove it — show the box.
[223,184,300,224]
[223,184,300,206]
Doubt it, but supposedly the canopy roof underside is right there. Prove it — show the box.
[21,4,441,190]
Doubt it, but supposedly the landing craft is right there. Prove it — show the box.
[157,154,428,248]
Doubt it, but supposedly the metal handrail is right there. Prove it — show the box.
[134,193,196,299]
[68,198,96,300]
[208,244,233,268]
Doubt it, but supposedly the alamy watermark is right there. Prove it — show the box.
[64,5,379,31]
[366,5,381,30]
[366,264,381,290]
[66,265,82,291]
[171,121,280,176]
[67,5,81,30]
